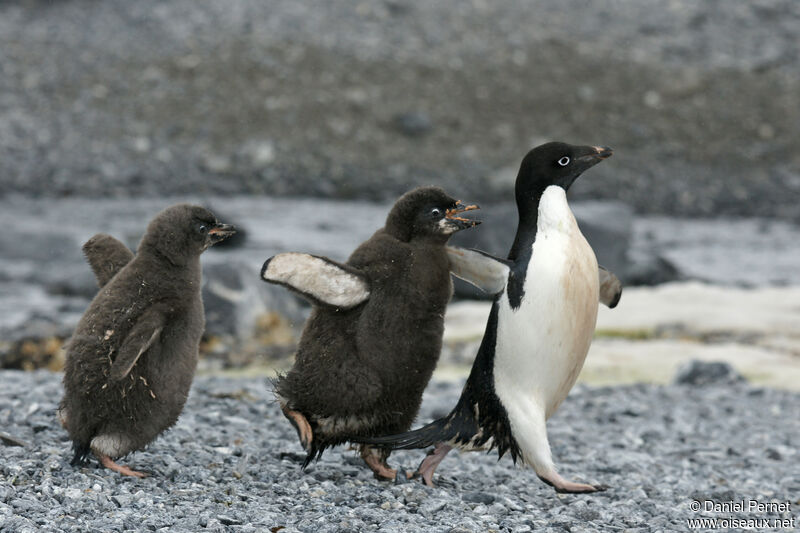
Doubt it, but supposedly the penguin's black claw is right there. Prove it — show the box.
[592,483,610,492]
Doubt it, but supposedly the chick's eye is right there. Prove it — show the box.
[197,224,208,234]
[558,156,570,167]
[430,208,442,218]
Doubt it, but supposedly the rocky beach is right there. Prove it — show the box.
[2,370,799,533]
[1,0,799,531]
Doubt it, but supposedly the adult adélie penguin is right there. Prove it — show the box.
[355,142,622,492]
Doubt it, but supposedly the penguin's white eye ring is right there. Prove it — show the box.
[197,224,208,234]
[558,156,570,166]
[430,208,442,218]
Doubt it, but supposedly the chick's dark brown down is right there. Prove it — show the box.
[60,204,235,477]
[262,186,480,479]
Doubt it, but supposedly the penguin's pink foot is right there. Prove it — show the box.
[537,472,607,493]
[410,442,452,487]
[360,446,397,481]
[281,406,313,453]
[98,454,147,478]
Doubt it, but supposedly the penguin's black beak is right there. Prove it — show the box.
[577,146,613,164]
[572,145,613,176]
[208,223,236,244]
[591,146,613,159]
[444,201,481,232]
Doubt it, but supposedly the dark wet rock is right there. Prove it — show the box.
[574,201,633,280]
[765,447,782,461]
[202,261,304,341]
[624,248,681,286]
[673,360,746,386]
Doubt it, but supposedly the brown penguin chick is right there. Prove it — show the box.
[59,204,235,477]
[261,186,480,480]
[82,233,135,288]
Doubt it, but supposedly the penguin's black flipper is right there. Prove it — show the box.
[446,246,511,295]
[598,265,623,308]
[261,252,371,310]
[82,233,135,288]
[108,308,164,381]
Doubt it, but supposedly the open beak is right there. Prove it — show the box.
[444,201,481,231]
[208,223,236,244]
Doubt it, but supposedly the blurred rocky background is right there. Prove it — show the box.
[0,0,798,383]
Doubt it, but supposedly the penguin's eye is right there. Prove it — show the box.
[430,208,442,218]
[197,224,208,235]
[558,156,570,167]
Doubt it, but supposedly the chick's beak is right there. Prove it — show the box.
[208,223,236,244]
[445,201,481,230]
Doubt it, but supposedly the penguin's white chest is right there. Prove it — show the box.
[494,186,599,419]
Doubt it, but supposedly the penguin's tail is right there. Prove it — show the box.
[301,442,326,469]
[70,441,92,466]
[353,415,460,451]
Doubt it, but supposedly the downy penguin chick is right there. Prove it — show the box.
[261,186,480,480]
[60,204,235,477]
[357,143,622,492]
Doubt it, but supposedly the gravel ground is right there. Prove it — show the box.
[1,370,798,532]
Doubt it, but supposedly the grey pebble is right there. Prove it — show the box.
[420,499,448,517]
[462,491,495,504]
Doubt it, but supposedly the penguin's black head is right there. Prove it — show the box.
[385,186,480,243]
[515,142,612,209]
[139,204,236,264]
